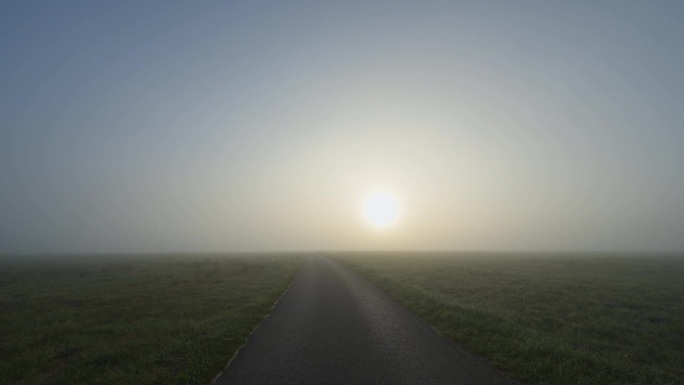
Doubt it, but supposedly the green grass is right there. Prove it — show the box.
[340,252,684,385]
[0,254,300,385]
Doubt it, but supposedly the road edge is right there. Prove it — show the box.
[332,256,521,385]
[208,268,300,385]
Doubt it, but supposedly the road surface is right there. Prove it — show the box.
[214,256,515,385]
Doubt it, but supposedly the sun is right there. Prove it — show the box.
[362,191,400,229]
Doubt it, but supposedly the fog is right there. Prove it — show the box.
[1,1,683,254]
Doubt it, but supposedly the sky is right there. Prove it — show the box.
[1,0,683,254]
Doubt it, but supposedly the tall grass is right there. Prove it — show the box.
[0,254,300,385]
[342,253,684,385]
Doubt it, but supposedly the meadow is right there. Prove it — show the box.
[341,252,684,385]
[0,254,300,385]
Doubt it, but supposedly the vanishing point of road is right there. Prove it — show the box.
[215,256,515,385]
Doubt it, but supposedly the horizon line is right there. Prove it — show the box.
[2,249,683,258]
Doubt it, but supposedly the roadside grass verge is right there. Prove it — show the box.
[0,254,300,385]
[340,252,684,385]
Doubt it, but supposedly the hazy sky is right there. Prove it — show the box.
[2,1,683,254]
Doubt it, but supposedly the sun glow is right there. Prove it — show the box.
[362,191,400,229]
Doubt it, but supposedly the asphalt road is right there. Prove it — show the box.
[214,256,515,385]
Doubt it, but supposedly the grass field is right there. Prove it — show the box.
[0,254,300,385]
[341,253,684,385]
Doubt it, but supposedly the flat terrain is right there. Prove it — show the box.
[0,254,300,385]
[4,253,681,385]
[216,256,514,385]
[341,253,684,385]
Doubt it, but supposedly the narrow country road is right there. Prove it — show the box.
[214,256,515,385]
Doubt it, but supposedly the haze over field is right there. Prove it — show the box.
[1,1,683,254]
